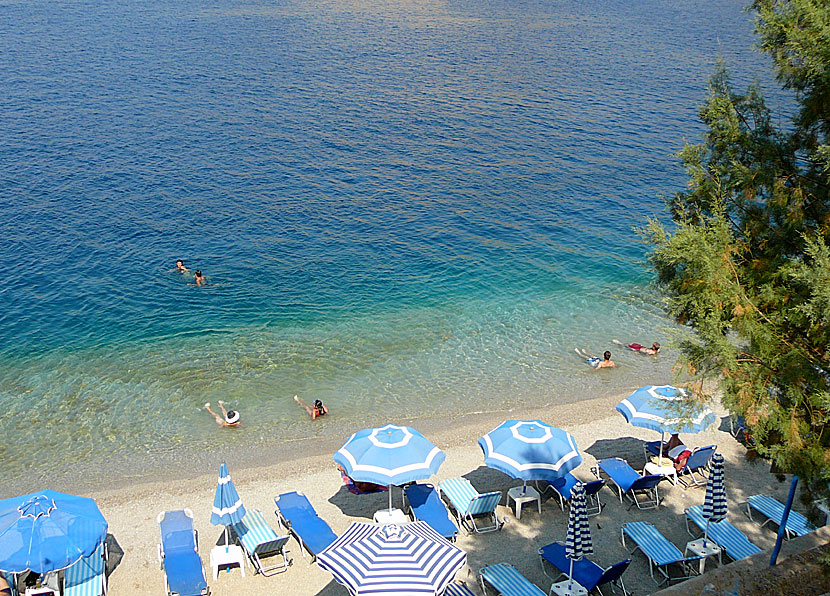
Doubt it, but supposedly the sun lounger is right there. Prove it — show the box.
[537,473,605,516]
[744,494,817,539]
[273,492,337,561]
[445,582,477,596]
[157,509,210,596]
[676,445,716,487]
[438,477,503,534]
[539,541,630,596]
[63,540,107,596]
[684,505,761,561]
[593,458,662,510]
[403,483,458,541]
[231,508,291,576]
[621,521,704,586]
[479,562,546,596]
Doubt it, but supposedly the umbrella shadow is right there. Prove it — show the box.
[105,533,124,578]
[463,466,515,493]
[327,485,389,519]
[313,578,351,596]
[583,436,646,465]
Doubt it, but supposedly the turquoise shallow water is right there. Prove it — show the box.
[0,0,783,493]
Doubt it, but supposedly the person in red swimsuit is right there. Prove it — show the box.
[615,339,660,355]
[294,395,328,419]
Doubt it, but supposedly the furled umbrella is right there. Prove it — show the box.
[317,521,466,596]
[478,419,582,494]
[616,385,717,465]
[0,489,108,575]
[702,452,727,546]
[564,482,593,594]
[210,462,246,547]
[334,424,445,512]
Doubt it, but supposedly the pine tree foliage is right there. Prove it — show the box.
[644,0,830,485]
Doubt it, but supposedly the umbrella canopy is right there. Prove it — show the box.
[478,420,582,483]
[317,521,466,596]
[0,489,108,574]
[565,482,593,591]
[210,463,246,527]
[702,452,727,544]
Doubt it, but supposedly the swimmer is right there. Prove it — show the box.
[575,348,616,370]
[193,270,206,286]
[205,401,241,427]
[614,339,660,355]
[175,259,189,273]
[294,395,328,420]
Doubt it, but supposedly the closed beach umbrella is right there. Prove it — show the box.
[478,420,582,492]
[702,452,727,545]
[616,385,716,464]
[565,482,593,592]
[317,521,466,596]
[334,424,445,511]
[210,462,246,545]
[0,489,108,574]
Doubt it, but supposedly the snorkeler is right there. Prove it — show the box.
[175,259,189,273]
[294,395,328,420]
[205,400,241,427]
[575,348,616,370]
[614,339,660,355]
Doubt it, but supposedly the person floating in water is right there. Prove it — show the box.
[575,348,616,370]
[294,395,328,419]
[175,259,189,273]
[205,401,241,427]
[192,270,206,286]
[614,339,660,355]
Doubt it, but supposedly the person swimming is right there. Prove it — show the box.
[294,395,328,419]
[205,401,241,427]
[175,259,189,273]
[614,339,660,355]
[193,270,206,286]
[575,348,616,370]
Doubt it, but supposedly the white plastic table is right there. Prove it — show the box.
[549,579,588,596]
[373,508,409,525]
[25,588,56,596]
[507,485,541,520]
[210,544,246,580]
[684,537,722,574]
[644,461,678,485]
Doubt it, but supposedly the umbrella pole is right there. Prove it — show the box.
[703,520,710,548]
[388,485,393,512]
[522,480,527,496]
[658,431,665,466]
[568,558,574,591]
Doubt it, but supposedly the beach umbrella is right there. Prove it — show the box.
[478,419,582,493]
[565,482,593,594]
[334,424,445,511]
[210,462,246,546]
[702,452,727,546]
[317,521,466,596]
[0,489,108,574]
[616,385,717,464]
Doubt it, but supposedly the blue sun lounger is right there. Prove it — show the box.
[274,492,337,561]
[537,473,605,516]
[439,477,503,534]
[480,563,546,596]
[593,458,662,510]
[64,540,107,596]
[621,521,703,586]
[403,483,458,541]
[684,505,761,562]
[232,508,291,576]
[445,582,477,596]
[157,509,210,596]
[539,541,630,596]
[745,494,817,539]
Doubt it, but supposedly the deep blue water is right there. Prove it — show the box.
[0,0,784,491]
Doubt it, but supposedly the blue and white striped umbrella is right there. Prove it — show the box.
[210,463,246,542]
[702,452,726,544]
[317,521,466,596]
[565,482,593,591]
[335,424,445,510]
[478,420,582,483]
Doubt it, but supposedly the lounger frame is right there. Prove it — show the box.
[684,505,762,562]
[479,562,546,596]
[620,522,703,586]
[744,494,817,539]
[439,478,504,534]
[156,509,210,596]
[273,492,337,562]
[232,508,292,576]
[538,541,630,596]
[592,460,661,510]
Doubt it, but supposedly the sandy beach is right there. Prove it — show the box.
[85,392,805,596]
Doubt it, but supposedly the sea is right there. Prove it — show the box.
[0,0,786,495]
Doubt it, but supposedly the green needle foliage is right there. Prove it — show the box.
[644,0,830,487]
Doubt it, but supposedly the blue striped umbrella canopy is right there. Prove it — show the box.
[565,483,593,592]
[616,385,716,463]
[335,424,445,510]
[478,420,582,483]
[210,463,246,542]
[702,452,727,545]
[0,490,108,574]
[317,521,466,596]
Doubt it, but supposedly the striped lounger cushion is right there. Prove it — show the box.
[747,495,816,537]
[236,508,282,554]
[445,582,477,596]
[64,541,106,596]
[623,522,683,566]
[480,563,546,596]
[686,505,761,561]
